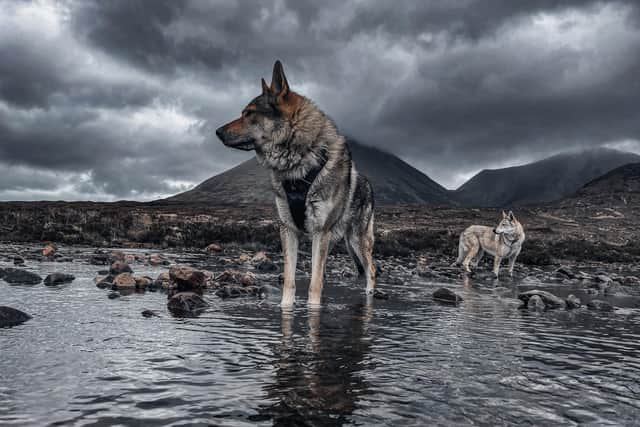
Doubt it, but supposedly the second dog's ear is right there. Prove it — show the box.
[261,78,270,95]
[270,60,289,99]
[508,211,515,221]
[502,210,507,219]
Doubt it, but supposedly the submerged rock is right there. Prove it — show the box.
[518,290,566,310]
[169,265,206,295]
[256,260,279,273]
[13,256,25,266]
[0,268,42,285]
[0,306,31,327]
[215,285,260,299]
[566,294,582,309]
[432,287,463,305]
[527,295,546,311]
[167,292,208,316]
[205,243,222,253]
[107,292,120,299]
[587,299,614,312]
[141,309,158,318]
[373,289,390,300]
[44,272,75,286]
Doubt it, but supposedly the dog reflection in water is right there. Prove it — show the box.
[257,302,373,424]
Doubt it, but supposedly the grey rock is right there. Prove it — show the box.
[0,268,42,285]
[566,294,582,309]
[527,295,546,311]
[44,272,75,286]
[109,260,132,275]
[432,287,463,305]
[168,292,208,317]
[107,292,120,299]
[0,306,31,328]
[587,299,614,312]
[518,290,566,309]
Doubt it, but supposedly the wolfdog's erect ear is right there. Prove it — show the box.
[508,211,515,220]
[270,60,289,98]
[261,78,270,95]
[502,210,507,219]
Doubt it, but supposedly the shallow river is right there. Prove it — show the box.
[1,248,640,426]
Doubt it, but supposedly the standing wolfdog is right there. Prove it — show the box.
[215,61,376,307]
[456,211,525,277]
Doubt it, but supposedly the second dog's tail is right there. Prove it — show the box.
[453,233,465,266]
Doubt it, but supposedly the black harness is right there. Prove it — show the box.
[282,150,328,230]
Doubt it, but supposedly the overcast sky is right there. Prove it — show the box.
[1,0,639,201]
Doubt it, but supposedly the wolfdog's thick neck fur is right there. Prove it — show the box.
[255,97,347,182]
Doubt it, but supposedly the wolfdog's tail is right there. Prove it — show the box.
[453,232,465,266]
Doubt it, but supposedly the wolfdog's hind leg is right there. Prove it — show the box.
[462,239,479,273]
[345,234,365,276]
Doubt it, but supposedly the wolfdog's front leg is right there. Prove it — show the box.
[280,226,299,307]
[308,231,331,307]
[493,255,502,278]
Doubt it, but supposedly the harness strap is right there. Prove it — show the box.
[282,148,328,230]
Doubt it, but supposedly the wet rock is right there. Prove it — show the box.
[556,266,576,279]
[134,276,153,290]
[152,272,171,292]
[205,243,222,253]
[167,292,208,316]
[256,260,279,273]
[518,290,566,309]
[527,295,546,311]
[374,289,389,300]
[55,257,74,263]
[0,268,42,285]
[44,273,75,286]
[258,284,281,299]
[90,252,110,265]
[107,292,120,299]
[141,309,158,318]
[595,274,612,283]
[112,273,136,289]
[623,276,640,286]
[432,287,463,305]
[216,270,257,287]
[110,260,132,275]
[0,306,31,327]
[42,243,57,258]
[169,265,206,294]
[124,254,136,264]
[13,256,25,266]
[252,251,269,263]
[148,254,169,266]
[238,254,251,263]
[110,250,126,262]
[215,285,261,299]
[566,294,582,309]
[587,299,614,312]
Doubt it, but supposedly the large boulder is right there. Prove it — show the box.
[167,292,208,317]
[0,306,31,327]
[432,287,463,305]
[44,272,75,286]
[518,290,566,310]
[0,268,42,285]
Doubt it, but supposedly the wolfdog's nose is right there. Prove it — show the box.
[215,127,224,140]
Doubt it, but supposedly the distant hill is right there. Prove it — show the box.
[168,141,454,206]
[569,162,640,206]
[452,148,640,207]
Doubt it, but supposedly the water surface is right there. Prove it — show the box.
[1,248,640,426]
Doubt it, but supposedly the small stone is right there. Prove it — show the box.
[527,295,546,311]
[110,260,132,275]
[141,310,158,318]
[42,243,57,258]
[238,254,251,263]
[518,290,566,309]
[107,292,120,299]
[373,289,389,300]
[252,251,269,263]
[256,260,279,273]
[44,273,75,286]
[205,243,222,253]
[587,299,614,312]
[13,257,25,266]
[134,276,153,290]
[112,273,136,289]
[148,254,168,266]
[595,274,612,283]
[432,287,463,305]
[556,266,575,279]
[566,294,582,309]
[90,253,110,265]
[167,292,208,316]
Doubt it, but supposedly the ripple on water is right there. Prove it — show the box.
[1,247,640,425]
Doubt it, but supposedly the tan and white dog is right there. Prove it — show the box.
[456,211,525,277]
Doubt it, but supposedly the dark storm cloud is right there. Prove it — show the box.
[0,0,639,200]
